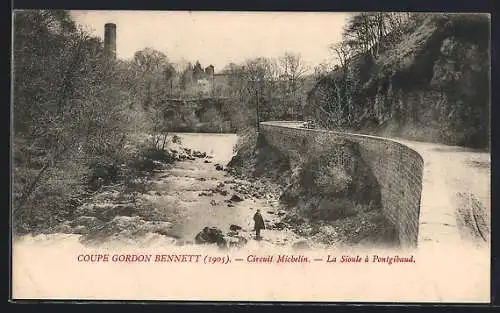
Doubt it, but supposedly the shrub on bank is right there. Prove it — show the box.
[227,129,398,247]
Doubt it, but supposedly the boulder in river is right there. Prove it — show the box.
[192,150,203,158]
[172,135,182,144]
[230,194,244,202]
[229,224,242,232]
[194,227,227,248]
[271,221,287,230]
[215,164,224,171]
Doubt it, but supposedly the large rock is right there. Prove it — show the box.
[194,227,227,248]
[230,194,244,202]
[271,221,287,230]
[229,224,242,232]
[215,164,224,171]
[193,150,207,158]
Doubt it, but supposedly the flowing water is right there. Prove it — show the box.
[148,133,307,248]
[13,133,307,250]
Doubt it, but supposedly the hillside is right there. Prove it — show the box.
[306,13,490,149]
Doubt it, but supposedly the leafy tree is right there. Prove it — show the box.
[131,47,172,110]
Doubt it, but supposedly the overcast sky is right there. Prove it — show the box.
[70,11,351,73]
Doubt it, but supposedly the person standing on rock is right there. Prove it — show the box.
[253,209,265,239]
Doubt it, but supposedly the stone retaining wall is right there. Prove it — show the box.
[260,122,424,248]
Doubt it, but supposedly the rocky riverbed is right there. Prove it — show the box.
[39,133,324,250]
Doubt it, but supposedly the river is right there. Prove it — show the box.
[140,132,307,248]
[13,132,307,251]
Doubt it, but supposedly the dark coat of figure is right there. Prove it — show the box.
[253,209,265,239]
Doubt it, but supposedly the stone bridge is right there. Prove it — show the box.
[260,121,491,249]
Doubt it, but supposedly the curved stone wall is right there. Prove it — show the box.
[260,121,424,248]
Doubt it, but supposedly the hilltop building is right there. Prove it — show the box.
[189,63,230,97]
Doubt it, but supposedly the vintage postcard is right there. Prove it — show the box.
[11,10,491,302]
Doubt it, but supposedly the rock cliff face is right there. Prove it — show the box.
[307,13,490,149]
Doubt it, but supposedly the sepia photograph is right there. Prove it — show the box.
[11,10,491,302]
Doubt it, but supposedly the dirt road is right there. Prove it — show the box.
[397,139,490,247]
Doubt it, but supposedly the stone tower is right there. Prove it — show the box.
[104,23,116,59]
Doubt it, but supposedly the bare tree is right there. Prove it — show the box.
[131,47,171,110]
[278,52,309,119]
[329,41,352,70]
